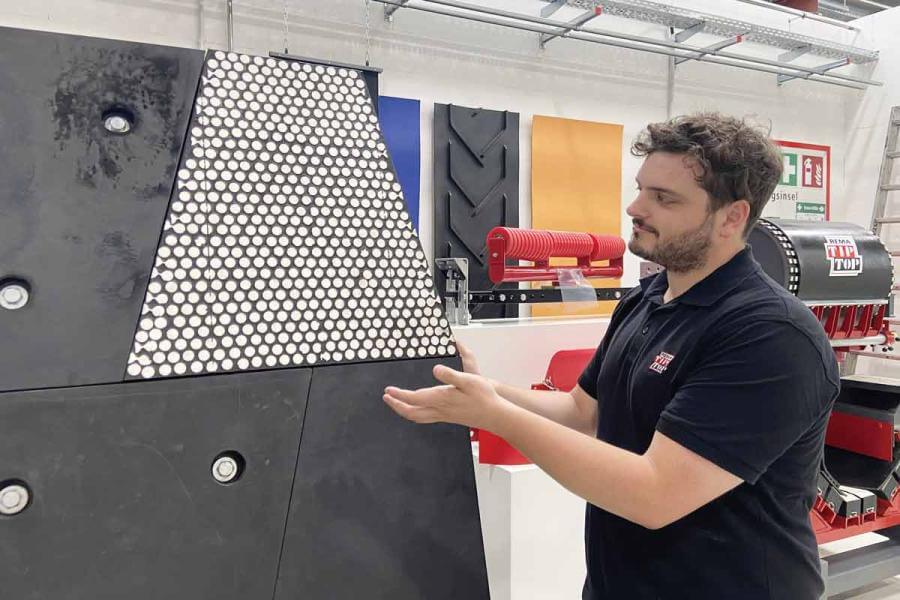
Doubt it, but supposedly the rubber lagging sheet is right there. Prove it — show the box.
[530,115,623,317]
[127,52,454,380]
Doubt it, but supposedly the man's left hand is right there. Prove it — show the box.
[383,364,507,431]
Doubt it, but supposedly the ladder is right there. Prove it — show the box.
[842,106,900,375]
[870,106,900,237]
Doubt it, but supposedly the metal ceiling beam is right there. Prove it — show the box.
[675,34,744,66]
[732,0,859,31]
[392,0,880,87]
[672,21,705,43]
[567,0,878,63]
[779,44,812,63]
[541,0,568,18]
[818,0,871,19]
[778,57,851,84]
[540,7,602,47]
[373,0,878,89]
[384,0,411,20]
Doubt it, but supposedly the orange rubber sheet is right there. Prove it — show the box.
[530,116,623,317]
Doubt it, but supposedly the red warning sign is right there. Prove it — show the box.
[802,155,824,189]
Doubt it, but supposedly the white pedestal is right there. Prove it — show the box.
[473,445,587,600]
[453,317,610,599]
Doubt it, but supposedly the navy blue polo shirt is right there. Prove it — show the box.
[578,247,839,600]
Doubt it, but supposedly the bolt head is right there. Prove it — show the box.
[0,484,29,515]
[212,456,239,483]
[104,114,132,134]
[0,283,29,310]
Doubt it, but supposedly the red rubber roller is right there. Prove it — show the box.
[486,227,625,284]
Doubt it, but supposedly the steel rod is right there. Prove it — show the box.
[831,334,889,348]
[226,0,234,51]
[850,350,900,360]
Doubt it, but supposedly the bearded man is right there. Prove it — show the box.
[384,113,839,600]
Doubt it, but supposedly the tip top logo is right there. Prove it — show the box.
[824,236,862,277]
[649,351,674,375]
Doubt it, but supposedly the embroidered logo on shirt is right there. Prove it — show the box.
[649,352,675,374]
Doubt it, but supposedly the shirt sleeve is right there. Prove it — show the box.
[577,341,605,401]
[577,286,642,401]
[655,320,838,484]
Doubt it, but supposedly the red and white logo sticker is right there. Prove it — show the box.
[649,351,674,375]
[824,236,862,277]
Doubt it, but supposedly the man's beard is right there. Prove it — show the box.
[628,214,714,274]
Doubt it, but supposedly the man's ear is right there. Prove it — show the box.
[720,200,750,239]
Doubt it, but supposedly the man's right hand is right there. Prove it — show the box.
[457,342,481,376]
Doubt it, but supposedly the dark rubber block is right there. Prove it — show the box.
[0,26,203,391]
[0,369,310,600]
[274,357,489,600]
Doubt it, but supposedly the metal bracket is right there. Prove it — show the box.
[673,21,705,43]
[675,34,744,66]
[384,0,411,21]
[540,7,602,48]
[779,44,812,62]
[540,0,567,18]
[467,287,630,305]
[269,52,383,74]
[435,258,471,326]
[778,57,851,85]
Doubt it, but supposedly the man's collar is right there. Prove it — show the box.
[638,246,758,307]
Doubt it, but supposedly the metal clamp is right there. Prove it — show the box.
[435,258,471,326]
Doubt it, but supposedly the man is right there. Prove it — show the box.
[384,113,839,599]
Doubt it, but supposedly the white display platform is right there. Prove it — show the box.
[454,317,609,600]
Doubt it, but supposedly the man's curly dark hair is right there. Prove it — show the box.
[631,112,783,236]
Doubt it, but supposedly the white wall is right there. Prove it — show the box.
[840,6,900,378]
[0,0,867,288]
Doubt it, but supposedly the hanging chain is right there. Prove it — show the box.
[282,0,290,54]
[364,0,372,67]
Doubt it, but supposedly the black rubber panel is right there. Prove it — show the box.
[824,445,900,498]
[0,26,204,392]
[433,103,519,319]
[274,357,490,600]
[0,369,310,599]
[748,219,892,303]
